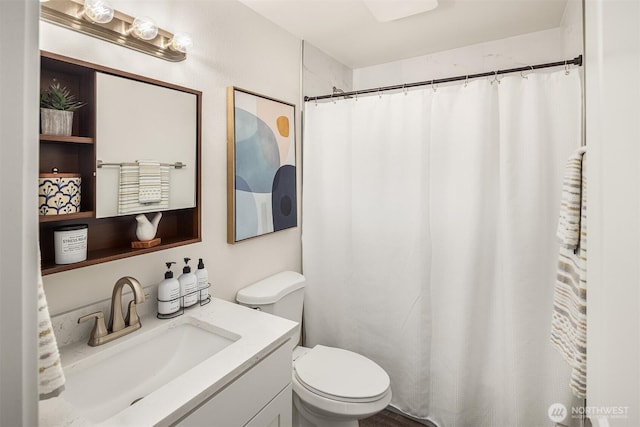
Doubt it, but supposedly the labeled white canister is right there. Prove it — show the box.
[54,224,88,264]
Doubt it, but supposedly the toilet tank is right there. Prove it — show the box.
[236,271,305,346]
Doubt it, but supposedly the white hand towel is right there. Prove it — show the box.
[38,247,65,400]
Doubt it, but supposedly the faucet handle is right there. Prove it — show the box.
[125,300,141,328]
[78,311,108,346]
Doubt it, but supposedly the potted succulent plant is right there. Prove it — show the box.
[40,82,86,136]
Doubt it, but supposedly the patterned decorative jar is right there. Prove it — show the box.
[39,168,81,215]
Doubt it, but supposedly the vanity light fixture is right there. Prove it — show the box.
[40,0,191,62]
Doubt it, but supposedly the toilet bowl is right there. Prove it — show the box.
[236,271,392,427]
[291,345,391,427]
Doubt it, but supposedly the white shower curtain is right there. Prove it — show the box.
[302,70,582,426]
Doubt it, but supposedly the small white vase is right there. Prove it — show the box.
[41,108,73,136]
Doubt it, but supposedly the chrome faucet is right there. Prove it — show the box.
[78,276,146,346]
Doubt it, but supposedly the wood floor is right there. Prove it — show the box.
[360,409,429,427]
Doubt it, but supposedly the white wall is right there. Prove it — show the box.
[0,0,39,424]
[352,0,583,90]
[40,0,303,315]
[562,0,584,58]
[353,28,564,90]
[585,0,640,425]
[302,41,353,99]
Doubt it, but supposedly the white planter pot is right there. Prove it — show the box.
[41,108,74,136]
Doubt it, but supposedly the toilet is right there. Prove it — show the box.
[236,271,392,427]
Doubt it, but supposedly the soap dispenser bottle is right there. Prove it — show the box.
[158,262,180,315]
[195,258,209,302]
[178,257,198,307]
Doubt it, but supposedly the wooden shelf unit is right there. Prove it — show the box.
[39,51,201,275]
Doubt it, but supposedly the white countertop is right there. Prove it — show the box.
[39,298,298,427]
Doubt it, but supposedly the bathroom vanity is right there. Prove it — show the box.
[39,298,297,427]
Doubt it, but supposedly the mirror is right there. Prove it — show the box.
[95,72,198,218]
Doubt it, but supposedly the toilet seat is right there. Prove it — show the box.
[293,345,390,403]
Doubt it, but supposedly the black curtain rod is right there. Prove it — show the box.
[304,55,583,102]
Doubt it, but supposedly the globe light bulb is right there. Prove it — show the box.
[130,16,159,40]
[167,32,193,53]
[82,0,114,24]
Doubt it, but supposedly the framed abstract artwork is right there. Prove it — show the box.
[227,87,297,243]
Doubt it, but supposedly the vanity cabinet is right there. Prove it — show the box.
[176,343,292,427]
[39,51,201,275]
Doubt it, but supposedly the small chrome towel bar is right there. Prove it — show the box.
[97,160,186,169]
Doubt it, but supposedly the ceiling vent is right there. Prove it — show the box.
[362,0,438,22]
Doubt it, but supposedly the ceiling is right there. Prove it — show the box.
[238,0,568,69]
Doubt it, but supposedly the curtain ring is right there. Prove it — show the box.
[564,60,571,75]
[355,91,358,101]
[403,84,407,96]
[431,80,437,92]
[491,71,501,85]
[522,65,534,79]
[464,75,469,87]
[525,65,534,79]
[314,96,318,107]
[378,88,383,99]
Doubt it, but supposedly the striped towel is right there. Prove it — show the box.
[118,163,170,215]
[551,148,587,398]
[556,148,586,250]
[138,160,162,204]
[38,247,65,400]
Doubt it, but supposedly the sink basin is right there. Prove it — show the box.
[62,316,240,423]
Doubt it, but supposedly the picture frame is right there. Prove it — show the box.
[227,87,297,243]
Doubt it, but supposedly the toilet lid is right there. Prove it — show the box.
[294,345,390,403]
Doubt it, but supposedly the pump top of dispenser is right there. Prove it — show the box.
[183,257,191,274]
[198,258,205,269]
[165,261,176,279]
